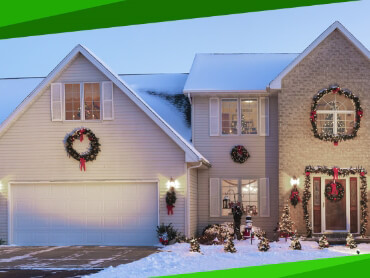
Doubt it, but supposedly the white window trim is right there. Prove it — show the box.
[220,178,260,217]
[63,82,102,122]
[220,98,259,136]
[316,110,355,135]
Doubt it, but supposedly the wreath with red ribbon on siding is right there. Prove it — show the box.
[65,128,101,171]
[230,145,250,164]
[324,181,345,201]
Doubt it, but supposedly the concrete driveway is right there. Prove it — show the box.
[0,246,159,278]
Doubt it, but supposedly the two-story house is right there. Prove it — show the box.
[0,21,369,246]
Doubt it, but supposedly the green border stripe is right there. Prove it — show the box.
[0,0,357,39]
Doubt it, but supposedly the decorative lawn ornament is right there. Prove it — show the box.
[65,128,101,171]
[189,238,201,253]
[310,85,363,146]
[346,233,357,249]
[166,186,177,215]
[303,166,368,238]
[224,234,237,253]
[258,237,270,252]
[290,235,302,250]
[318,235,329,249]
[230,145,250,164]
[156,223,178,245]
[279,203,295,241]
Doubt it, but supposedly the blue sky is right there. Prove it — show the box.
[0,0,370,122]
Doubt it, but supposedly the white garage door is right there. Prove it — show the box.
[10,182,158,246]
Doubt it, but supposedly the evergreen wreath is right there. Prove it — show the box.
[310,85,363,144]
[230,145,250,164]
[325,181,345,201]
[65,128,101,171]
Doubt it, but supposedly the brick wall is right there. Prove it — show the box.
[279,29,370,235]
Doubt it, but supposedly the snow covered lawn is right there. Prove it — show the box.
[87,240,370,278]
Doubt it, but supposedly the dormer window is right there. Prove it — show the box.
[64,83,101,121]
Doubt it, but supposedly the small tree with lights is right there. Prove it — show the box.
[279,202,294,241]
[318,235,329,249]
[346,233,357,249]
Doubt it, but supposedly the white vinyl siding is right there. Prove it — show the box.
[209,98,220,136]
[50,83,62,121]
[210,178,220,217]
[259,178,270,217]
[102,81,114,120]
[259,97,269,136]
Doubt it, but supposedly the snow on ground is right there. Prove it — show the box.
[87,240,370,278]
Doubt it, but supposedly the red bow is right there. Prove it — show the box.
[357,110,363,118]
[305,172,310,176]
[330,182,338,195]
[361,172,365,177]
[333,167,339,182]
[167,205,174,215]
[290,191,301,202]
[80,157,86,171]
[310,111,316,121]
[80,129,85,142]
[332,87,340,94]
[237,146,243,155]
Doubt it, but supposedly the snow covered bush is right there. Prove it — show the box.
[156,223,178,245]
[198,223,234,245]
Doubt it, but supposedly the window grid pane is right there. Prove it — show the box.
[65,84,81,120]
[221,179,239,216]
[84,83,100,120]
[241,99,258,134]
[221,99,238,135]
[241,179,258,216]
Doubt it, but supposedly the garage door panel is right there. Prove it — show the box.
[11,182,158,246]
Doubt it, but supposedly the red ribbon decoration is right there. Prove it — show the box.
[357,110,363,118]
[361,172,365,177]
[330,183,338,196]
[333,167,339,182]
[332,87,340,94]
[305,172,310,176]
[237,145,243,155]
[310,111,316,121]
[167,205,174,215]
[80,128,85,142]
[290,191,301,202]
[334,141,338,146]
[80,157,86,171]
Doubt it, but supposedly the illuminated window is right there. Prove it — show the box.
[65,84,81,120]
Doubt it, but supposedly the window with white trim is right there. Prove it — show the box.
[64,82,101,121]
[221,98,258,135]
[221,178,259,216]
[316,93,355,135]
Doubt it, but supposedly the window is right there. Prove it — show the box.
[84,83,101,120]
[316,93,355,135]
[65,84,81,120]
[221,99,238,135]
[221,178,259,216]
[241,99,258,134]
[64,83,101,121]
[221,98,258,135]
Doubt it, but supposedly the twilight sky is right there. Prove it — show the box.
[0,0,369,78]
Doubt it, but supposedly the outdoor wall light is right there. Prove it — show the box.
[289,176,301,207]
[166,177,179,189]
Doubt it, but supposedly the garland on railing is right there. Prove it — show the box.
[304,166,368,237]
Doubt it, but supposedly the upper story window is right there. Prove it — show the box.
[221,98,258,135]
[316,93,355,135]
[64,83,101,121]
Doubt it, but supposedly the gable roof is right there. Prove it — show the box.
[0,45,210,166]
[270,21,370,89]
[183,53,298,93]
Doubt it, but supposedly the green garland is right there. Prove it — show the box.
[230,145,250,164]
[65,128,101,163]
[304,166,368,237]
[324,181,345,201]
[310,85,363,144]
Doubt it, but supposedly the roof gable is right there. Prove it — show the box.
[0,45,209,166]
[270,21,370,90]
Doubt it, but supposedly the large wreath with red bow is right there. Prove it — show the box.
[230,145,250,164]
[65,128,101,171]
[310,85,363,145]
[325,181,345,201]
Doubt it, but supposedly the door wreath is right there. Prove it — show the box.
[65,128,101,171]
[324,181,345,201]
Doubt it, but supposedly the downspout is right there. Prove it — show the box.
[186,161,203,238]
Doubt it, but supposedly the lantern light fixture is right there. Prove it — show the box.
[167,177,180,189]
[290,176,299,187]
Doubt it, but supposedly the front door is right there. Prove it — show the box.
[325,179,346,231]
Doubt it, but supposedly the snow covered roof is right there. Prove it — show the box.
[183,53,298,93]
